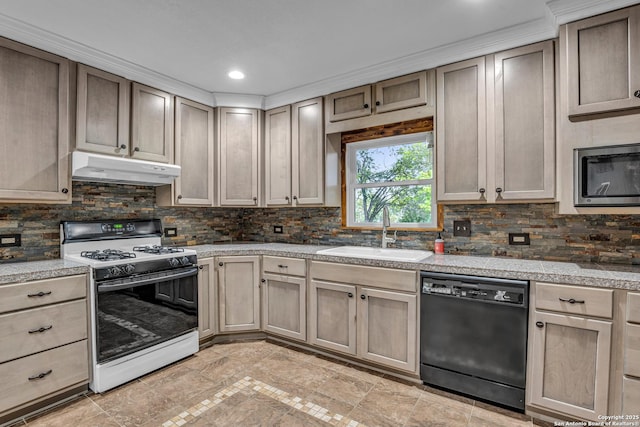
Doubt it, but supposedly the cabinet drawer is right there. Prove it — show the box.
[263,256,306,276]
[628,292,640,323]
[310,261,417,293]
[623,376,640,414]
[0,340,88,414]
[625,323,640,377]
[535,282,613,318]
[0,275,86,314]
[0,300,87,363]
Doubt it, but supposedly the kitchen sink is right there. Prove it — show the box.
[316,246,433,262]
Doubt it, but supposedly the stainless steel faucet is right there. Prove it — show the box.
[382,206,397,248]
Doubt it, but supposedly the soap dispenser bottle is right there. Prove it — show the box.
[434,232,444,254]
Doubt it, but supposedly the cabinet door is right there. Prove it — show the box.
[174,97,214,206]
[357,287,417,372]
[218,108,260,206]
[309,280,356,355]
[0,38,71,202]
[326,85,372,122]
[262,273,306,341]
[292,97,324,205]
[567,6,640,116]
[197,258,215,340]
[622,377,640,415]
[374,71,427,113]
[76,64,130,156]
[436,57,487,202]
[529,310,612,421]
[131,82,173,163]
[217,256,260,332]
[493,41,555,201]
[264,105,292,206]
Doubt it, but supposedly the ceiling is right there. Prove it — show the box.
[0,0,638,108]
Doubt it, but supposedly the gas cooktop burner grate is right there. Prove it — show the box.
[132,245,185,255]
[80,250,137,261]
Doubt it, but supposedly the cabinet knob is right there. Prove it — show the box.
[285,196,290,202]
[293,195,298,200]
[218,262,223,267]
[120,144,127,150]
[133,147,140,152]
[61,188,69,194]
[177,195,183,200]
[479,188,486,194]
[261,279,266,283]
[253,196,258,205]
[634,90,640,98]
[496,187,503,194]
[198,265,204,270]
[375,101,381,106]
[347,292,353,298]
[363,103,369,109]
[535,321,544,328]
[360,294,366,300]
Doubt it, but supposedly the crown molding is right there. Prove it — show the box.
[213,93,265,109]
[0,12,216,107]
[546,0,640,25]
[264,16,557,109]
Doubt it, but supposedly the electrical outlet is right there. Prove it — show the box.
[164,228,178,238]
[509,233,530,245]
[273,225,283,234]
[453,220,471,237]
[0,234,21,247]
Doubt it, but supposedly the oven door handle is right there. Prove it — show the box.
[97,267,198,293]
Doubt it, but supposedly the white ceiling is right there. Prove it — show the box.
[0,0,638,108]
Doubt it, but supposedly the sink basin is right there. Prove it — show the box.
[316,246,433,262]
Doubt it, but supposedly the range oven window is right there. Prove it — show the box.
[575,143,640,206]
[96,267,198,364]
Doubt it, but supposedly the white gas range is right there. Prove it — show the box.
[60,219,199,393]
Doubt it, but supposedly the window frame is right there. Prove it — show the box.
[344,131,437,229]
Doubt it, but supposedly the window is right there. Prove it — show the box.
[345,131,436,228]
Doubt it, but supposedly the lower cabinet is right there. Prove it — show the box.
[197,257,215,340]
[528,282,613,421]
[216,256,261,333]
[309,262,418,373]
[262,273,306,341]
[623,292,640,414]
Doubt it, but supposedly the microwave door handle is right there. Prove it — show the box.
[97,267,198,293]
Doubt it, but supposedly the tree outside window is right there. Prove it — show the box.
[346,132,435,228]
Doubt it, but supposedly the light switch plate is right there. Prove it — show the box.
[0,234,21,247]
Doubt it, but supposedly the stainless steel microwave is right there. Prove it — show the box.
[574,143,640,206]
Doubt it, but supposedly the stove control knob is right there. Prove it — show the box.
[124,264,136,274]
[108,266,123,277]
[169,258,180,267]
[180,256,191,265]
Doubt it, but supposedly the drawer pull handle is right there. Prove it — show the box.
[277,264,288,268]
[558,297,585,304]
[28,370,52,381]
[28,325,53,334]
[27,291,52,298]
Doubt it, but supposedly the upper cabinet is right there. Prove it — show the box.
[437,40,555,203]
[130,83,173,163]
[76,65,130,156]
[374,72,428,113]
[157,97,215,206]
[265,98,324,206]
[565,5,640,118]
[218,107,260,206]
[326,85,372,122]
[0,38,71,203]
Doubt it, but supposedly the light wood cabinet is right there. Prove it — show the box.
[262,273,306,341]
[0,37,71,203]
[131,82,173,163]
[374,71,428,113]
[217,256,260,332]
[326,85,372,122]
[437,41,555,203]
[528,281,613,421]
[566,5,640,117]
[623,292,640,414]
[309,261,418,372]
[264,105,292,205]
[157,97,214,206]
[197,257,215,340]
[218,108,260,206]
[76,64,130,156]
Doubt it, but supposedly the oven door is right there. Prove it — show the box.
[95,266,198,364]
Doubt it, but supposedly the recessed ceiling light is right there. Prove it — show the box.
[228,70,245,80]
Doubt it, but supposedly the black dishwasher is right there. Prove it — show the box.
[420,272,529,410]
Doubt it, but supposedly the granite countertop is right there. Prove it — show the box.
[191,243,640,291]
[0,259,88,285]
[2,243,639,291]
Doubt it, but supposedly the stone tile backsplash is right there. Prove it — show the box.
[0,183,638,264]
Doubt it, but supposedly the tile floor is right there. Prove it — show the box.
[12,340,537,427]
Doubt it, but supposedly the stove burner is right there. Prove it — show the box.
[81,250,137,261]
[133,245,185,255]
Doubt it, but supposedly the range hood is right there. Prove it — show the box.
[72,151,180,186]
